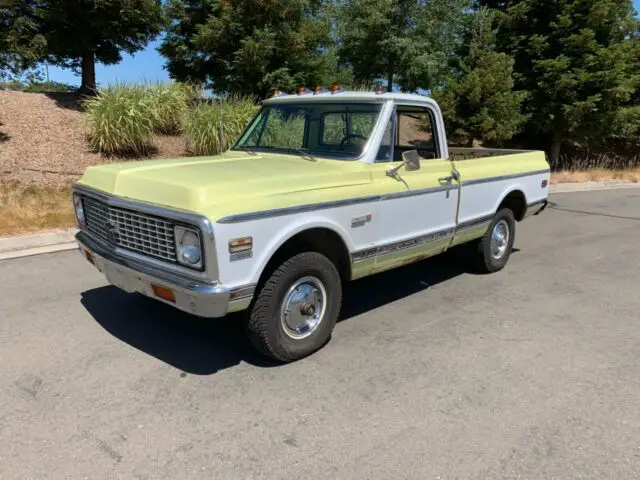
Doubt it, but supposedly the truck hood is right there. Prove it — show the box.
[76,150,372,217]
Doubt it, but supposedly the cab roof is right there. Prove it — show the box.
[261,90,439,108]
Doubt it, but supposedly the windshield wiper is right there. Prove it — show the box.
[293,148,317,162]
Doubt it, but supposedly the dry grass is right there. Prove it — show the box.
[550,168,640,184]
[0,181,75,235]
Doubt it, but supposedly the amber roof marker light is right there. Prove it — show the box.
[329,82,344,94]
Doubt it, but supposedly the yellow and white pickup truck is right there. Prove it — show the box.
[73,88,550,362]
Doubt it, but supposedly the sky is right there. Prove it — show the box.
[48,1,640,88]
[48,36,170,87]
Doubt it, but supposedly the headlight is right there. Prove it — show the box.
[73,194,85,224]
[174,226,202,269]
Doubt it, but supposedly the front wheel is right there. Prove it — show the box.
[471,208,516,273]
[245,252,342,362]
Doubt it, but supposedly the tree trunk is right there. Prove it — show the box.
[549,129,563,168]
[387,57,394,92]
[80,51,96,95]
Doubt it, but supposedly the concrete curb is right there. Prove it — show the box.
[0,180,638,261]
[0,228,78,261]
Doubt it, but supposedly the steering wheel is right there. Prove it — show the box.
[339,133,369,149]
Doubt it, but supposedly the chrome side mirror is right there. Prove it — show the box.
[402,149,421,171]
[386,149,421,178]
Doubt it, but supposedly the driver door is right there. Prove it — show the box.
[369,106,459,274]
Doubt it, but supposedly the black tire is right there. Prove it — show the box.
[245,252,342,362]
[471,208,516,273]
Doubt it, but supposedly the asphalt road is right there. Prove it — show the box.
[2,188,640,479]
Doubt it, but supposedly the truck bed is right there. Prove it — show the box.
[448,147,535,161]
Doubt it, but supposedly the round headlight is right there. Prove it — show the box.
[174,226,202,269]
[73,194,85,224]
[180,244,201,265]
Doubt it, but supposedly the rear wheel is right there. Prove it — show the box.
[245,252,342,362]
[471,208,516,273]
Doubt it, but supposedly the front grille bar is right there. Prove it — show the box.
[82,196,177,263]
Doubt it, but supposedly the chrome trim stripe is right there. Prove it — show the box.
[380,184,453,200]
[218,195,381,224]
[352,227,454,263]
[461,169,550,186]
[217,169,549,224]
[217,184,456,224]
[351,214,493,263]
[455,214,493,232]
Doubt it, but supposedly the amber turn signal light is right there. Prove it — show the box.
[152,284,176,303]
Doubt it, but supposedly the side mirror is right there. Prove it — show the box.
[402,149,421,171]
[386,149,421,178]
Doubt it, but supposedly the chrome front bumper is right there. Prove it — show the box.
[76,231,253,318]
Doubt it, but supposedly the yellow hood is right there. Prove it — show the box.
[76,150,373,219]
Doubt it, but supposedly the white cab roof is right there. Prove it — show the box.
[262,90,439,108]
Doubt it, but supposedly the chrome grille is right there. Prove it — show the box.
[82,196,177,262]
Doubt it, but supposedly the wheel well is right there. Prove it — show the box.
[258,228,351,287]
[498,190,527,221]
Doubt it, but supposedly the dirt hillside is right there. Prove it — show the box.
[0,91,186,187]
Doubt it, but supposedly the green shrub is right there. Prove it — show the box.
[24,81,76,93]
[83,83,156,156]
[147,82,198,135]
[184,96,258,156]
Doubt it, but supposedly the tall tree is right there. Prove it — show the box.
[479,0,640,163]
[1,1,165,92]
[337,0,469,92]
[160,0,349,97]
[0,0,46,79]
[432,8,527,146]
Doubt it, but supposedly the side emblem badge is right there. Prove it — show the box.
[351,214,372,228]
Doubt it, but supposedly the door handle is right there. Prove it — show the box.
[439,170,460,185]
[439,176,454,184]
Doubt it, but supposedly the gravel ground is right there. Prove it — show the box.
[0,91,186,187]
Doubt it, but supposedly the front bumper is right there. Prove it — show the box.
[76,231,252,318]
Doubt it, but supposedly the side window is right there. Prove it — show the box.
[396,109,438,159]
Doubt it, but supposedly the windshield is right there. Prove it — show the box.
[233,102,383,159]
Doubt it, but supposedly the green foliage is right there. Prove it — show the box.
[0,1,47,79]
[24,81,76,93]
[147,82,199,135]
[1,1,165,90]
[160,0,350,97]
[83,83,157,156]
[432,9,527,145]
[84,82,202,155]
[479,0,640,161]
[184,96,258,156]
[337,0,469,91]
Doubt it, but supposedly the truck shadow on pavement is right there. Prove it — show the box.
[81,246,497,375]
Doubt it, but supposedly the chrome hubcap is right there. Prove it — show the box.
[490,219,510,260]
[280,276,327,339]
